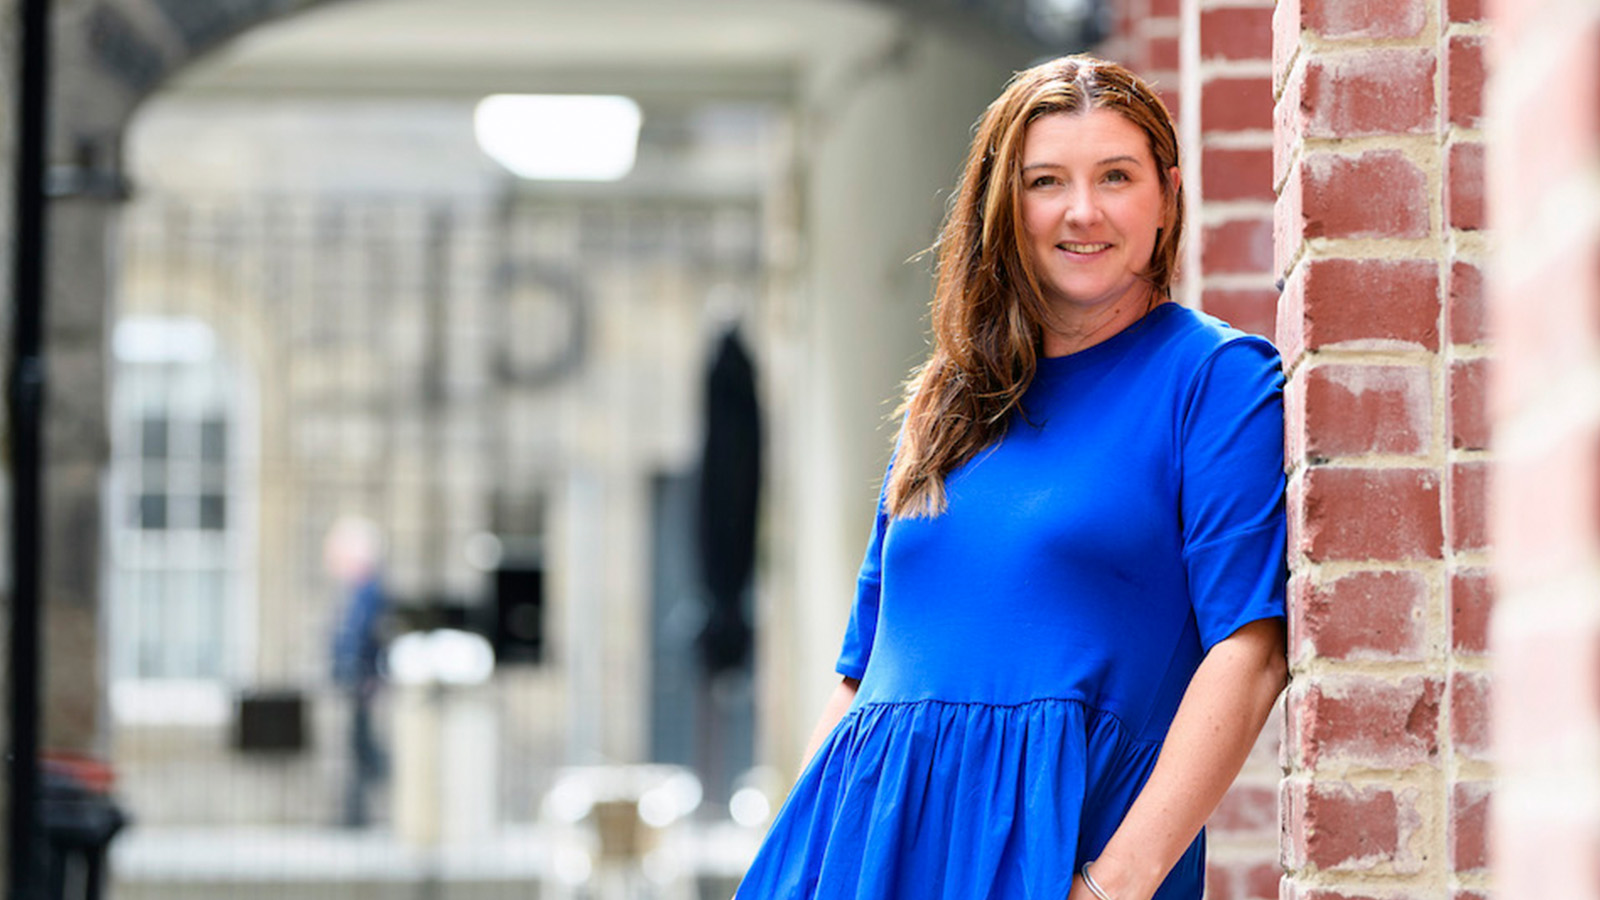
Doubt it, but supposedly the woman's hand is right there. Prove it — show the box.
[799,676,860,772]
[1085,617,1289,900]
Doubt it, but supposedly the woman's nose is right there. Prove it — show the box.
[1062,183,1101,227]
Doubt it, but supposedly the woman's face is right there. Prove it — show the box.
[1018,108,1175,320]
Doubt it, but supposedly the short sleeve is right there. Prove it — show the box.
[835,468,891,680]
[1179,336,1288,651]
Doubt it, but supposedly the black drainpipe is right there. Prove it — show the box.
[8,0,51,896]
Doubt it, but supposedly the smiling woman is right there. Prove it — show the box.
[736,55,1288,900]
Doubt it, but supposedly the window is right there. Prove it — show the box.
[109,315,254,713]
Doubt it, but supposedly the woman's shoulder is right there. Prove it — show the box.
[1145,303,1282,374]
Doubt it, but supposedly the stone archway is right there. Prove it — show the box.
[37,0,1067,764]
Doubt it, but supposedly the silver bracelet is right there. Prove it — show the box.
[1080,860,1116,900]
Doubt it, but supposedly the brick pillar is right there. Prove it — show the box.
[1274,0,1491,896]
[1486,1,1598,898]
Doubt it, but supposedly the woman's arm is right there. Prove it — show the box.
[799,676,861,771]
[1071,617,1288,900]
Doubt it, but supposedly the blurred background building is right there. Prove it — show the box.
[3,0,1583,899]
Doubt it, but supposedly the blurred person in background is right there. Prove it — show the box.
[736,56,1288,899]
[326,515,390,829]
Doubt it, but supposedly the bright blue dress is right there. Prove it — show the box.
[737,303,1287,900]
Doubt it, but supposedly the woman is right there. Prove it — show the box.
[738,55,1288,900]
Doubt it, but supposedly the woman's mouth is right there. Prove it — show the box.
[1057,241,1112,256]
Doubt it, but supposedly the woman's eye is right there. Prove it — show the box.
[1029,175,1058,188]
[1103,170,1130,184]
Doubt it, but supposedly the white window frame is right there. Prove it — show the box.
[107,314,259,725]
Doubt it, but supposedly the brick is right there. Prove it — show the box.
[1150,0,1179,17]
[1203,218,1275,275]
[1450,358,1489,450]
[1289,675,1441,769]
[1298,466,1443,561]
[1448,35,1487,129]
[1282,778,1423,872]
[1300,151,1430,240]
[1247,702,1284,771]
[1210,783,1278,835]
[1274,62,1306,189]
[1157,86,1183,123]
[1450,671,1492,761]
[1290,569,1428,663]
[1451,461,1489,552]
[1494,423,1600,589]
[1276,258,1442,367]
[1303,0,1426,39]
[1206,863,1236,900]
[1449,261,1486,345]
[1286,470,1305,567]
[1201,288,1278,340]
[1301,363,1432,457]
[1299,48,1437,138]
[1487,0,1542,55]
[1490,238,1600,419]
[1491,22,1600,232]
[1273,155,1305,280]
[1498,796,1600,900]
[1273,0,1303,94]
[1495,615,1600,764]
[1276,261,1307,368]
[1450,567,1492,655]
[1447,141,1486,231]
[1149,35,1180,72]
[1203,75,1274,133]
[1201,7,1273,61]
[1297,893,1429,900]
[1240,863,1278,899]
[1204,146,1274,202]
[1449,0,1484,22]
[1450,781,1491,872]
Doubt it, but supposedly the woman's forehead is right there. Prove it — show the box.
[1022,108,1153,164]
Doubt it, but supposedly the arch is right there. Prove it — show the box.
[54,0,1087,152]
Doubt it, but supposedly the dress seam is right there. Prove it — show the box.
[843,695,1164,747]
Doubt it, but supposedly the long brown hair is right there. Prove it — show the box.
[885,55,1184,518]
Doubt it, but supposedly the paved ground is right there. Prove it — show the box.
[110,821,757,900]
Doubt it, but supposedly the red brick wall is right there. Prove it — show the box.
[1109,0,1183,111]
[1273,0,1492,898]
[1189,0,1277,341]
[1485,0,1597,898]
